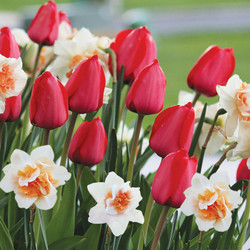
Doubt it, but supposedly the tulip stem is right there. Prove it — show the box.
[192,92,200,107]
[237,180,250,250]
[208,142,238,178]
[118,85,129,126]
[42,129,50,145]
[76,165,84,190]
[150,205,170,250]
[142,192,154,244]
[127,114,144,184]
[60,112,78,167]
[198,231,204,250]
[0,122,3,152]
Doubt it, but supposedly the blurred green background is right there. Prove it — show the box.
[1,0,250,127]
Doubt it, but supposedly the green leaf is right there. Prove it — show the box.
[46,174,77,245]
[0,215,14,250]
[9,217,24,238]
[166,210,178,250]
[119,226,134,250]
[7,192,18,229]
[37,209,49,250]
[49,236,86,250]
[132,225,144,250]
[0,196,8,210]
[0,123,7,178]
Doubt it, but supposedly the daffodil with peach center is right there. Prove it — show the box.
[0,63,15,94]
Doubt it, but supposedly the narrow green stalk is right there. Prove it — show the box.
[118,85,129,125]
[192,92,200,107]
[60,112,78,167]
[151,205,170,250]
[76,165,84,190]
[0,122,3,152]
[237,181,250,250]
[142,192,154,244]
[198,231,204,250]
[42,129,50,145]
[126,114,144,184]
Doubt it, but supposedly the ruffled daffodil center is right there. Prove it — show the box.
[235,82,250,120]
[0,63,15,94]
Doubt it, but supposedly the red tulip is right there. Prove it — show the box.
[152,149,197,208]
[187,45,235,97]
[0,27,20,58]
[59,10,71,26]
[0,94,21,122]
[30,71,68,130]
[126,59,166,115]
[149,103,195,158]
[27,1,59,46]
[68,117,107,166]
[65,55,105,114]
[237,158,250,189]
[110,26,157,83]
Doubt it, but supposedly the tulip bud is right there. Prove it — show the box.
[68,117,107,166]
[65,55,105,114]
[187,45,235,97]
[126,59,166,115]
[59,11,71,26]
[27,1,59,46]
[149,103,195,158]
[237,158,250,189]
[30,71,68,130]
[0,27,20,58]
[110,26,157,83]
[0,94,21,122]
[152,149,197,208]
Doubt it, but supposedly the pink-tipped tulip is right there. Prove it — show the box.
[27,1,59,46]
[30,71,68,130]
[187,45,235,97]
[152,149,197,208]
[0,27,20,58]
[150,103,195,158]
[68,117,107,166]
[59,10,72,26]
[126,59,166,115]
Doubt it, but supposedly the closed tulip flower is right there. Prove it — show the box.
[68,117,107,166]
[149,103,195,158]
[110,26,157,83]
[0,27,20,58]
[0,94,21,122]
[152,149,197,208]
[237,158,250,189]
[126,59,166,115]
[27,1,59,46]
[30,71,68,130]
[187,45,235,97]
[65,55,105,114]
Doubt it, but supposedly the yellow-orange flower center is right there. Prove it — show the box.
[66,55,83,78]
[104,189,131,214]
[235,82,250,121]
[0,63,15,95]
[17,164,58,198]
[198,188,232,221]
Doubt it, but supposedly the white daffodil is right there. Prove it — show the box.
[47,27,111,85]
[0,55,27,113]
[180,171,242,232]
[87,172,144,236]
[0,145,71,210]
[217,74,250,137]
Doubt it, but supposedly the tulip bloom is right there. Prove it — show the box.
[237,158,250,189]
[126,59,166,115]
[110,26,157,83]
[187,45,235,97]
[88,172,144,236]
[180,171,242,232]
[0,145,71,210]
[149,103,195,158]
[152,149,197,208]
[30,71,68,130]
[0,27,20,58]
[68,117,107,166]
[65,55,105,114]
[27,1,59,46]
[0,94,21,122]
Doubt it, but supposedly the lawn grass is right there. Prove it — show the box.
[126,31,250,128]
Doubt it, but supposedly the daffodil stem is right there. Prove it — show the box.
[76,166,84,190]
[151,205,170,250]
[42,129,50,145]
[60,112,78,167]
[142,192,154,244]
[198,231,204,250]
[208,142,238,178]
[192,92,200,107]
[237,181,250,250]
[127,114,144,184]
